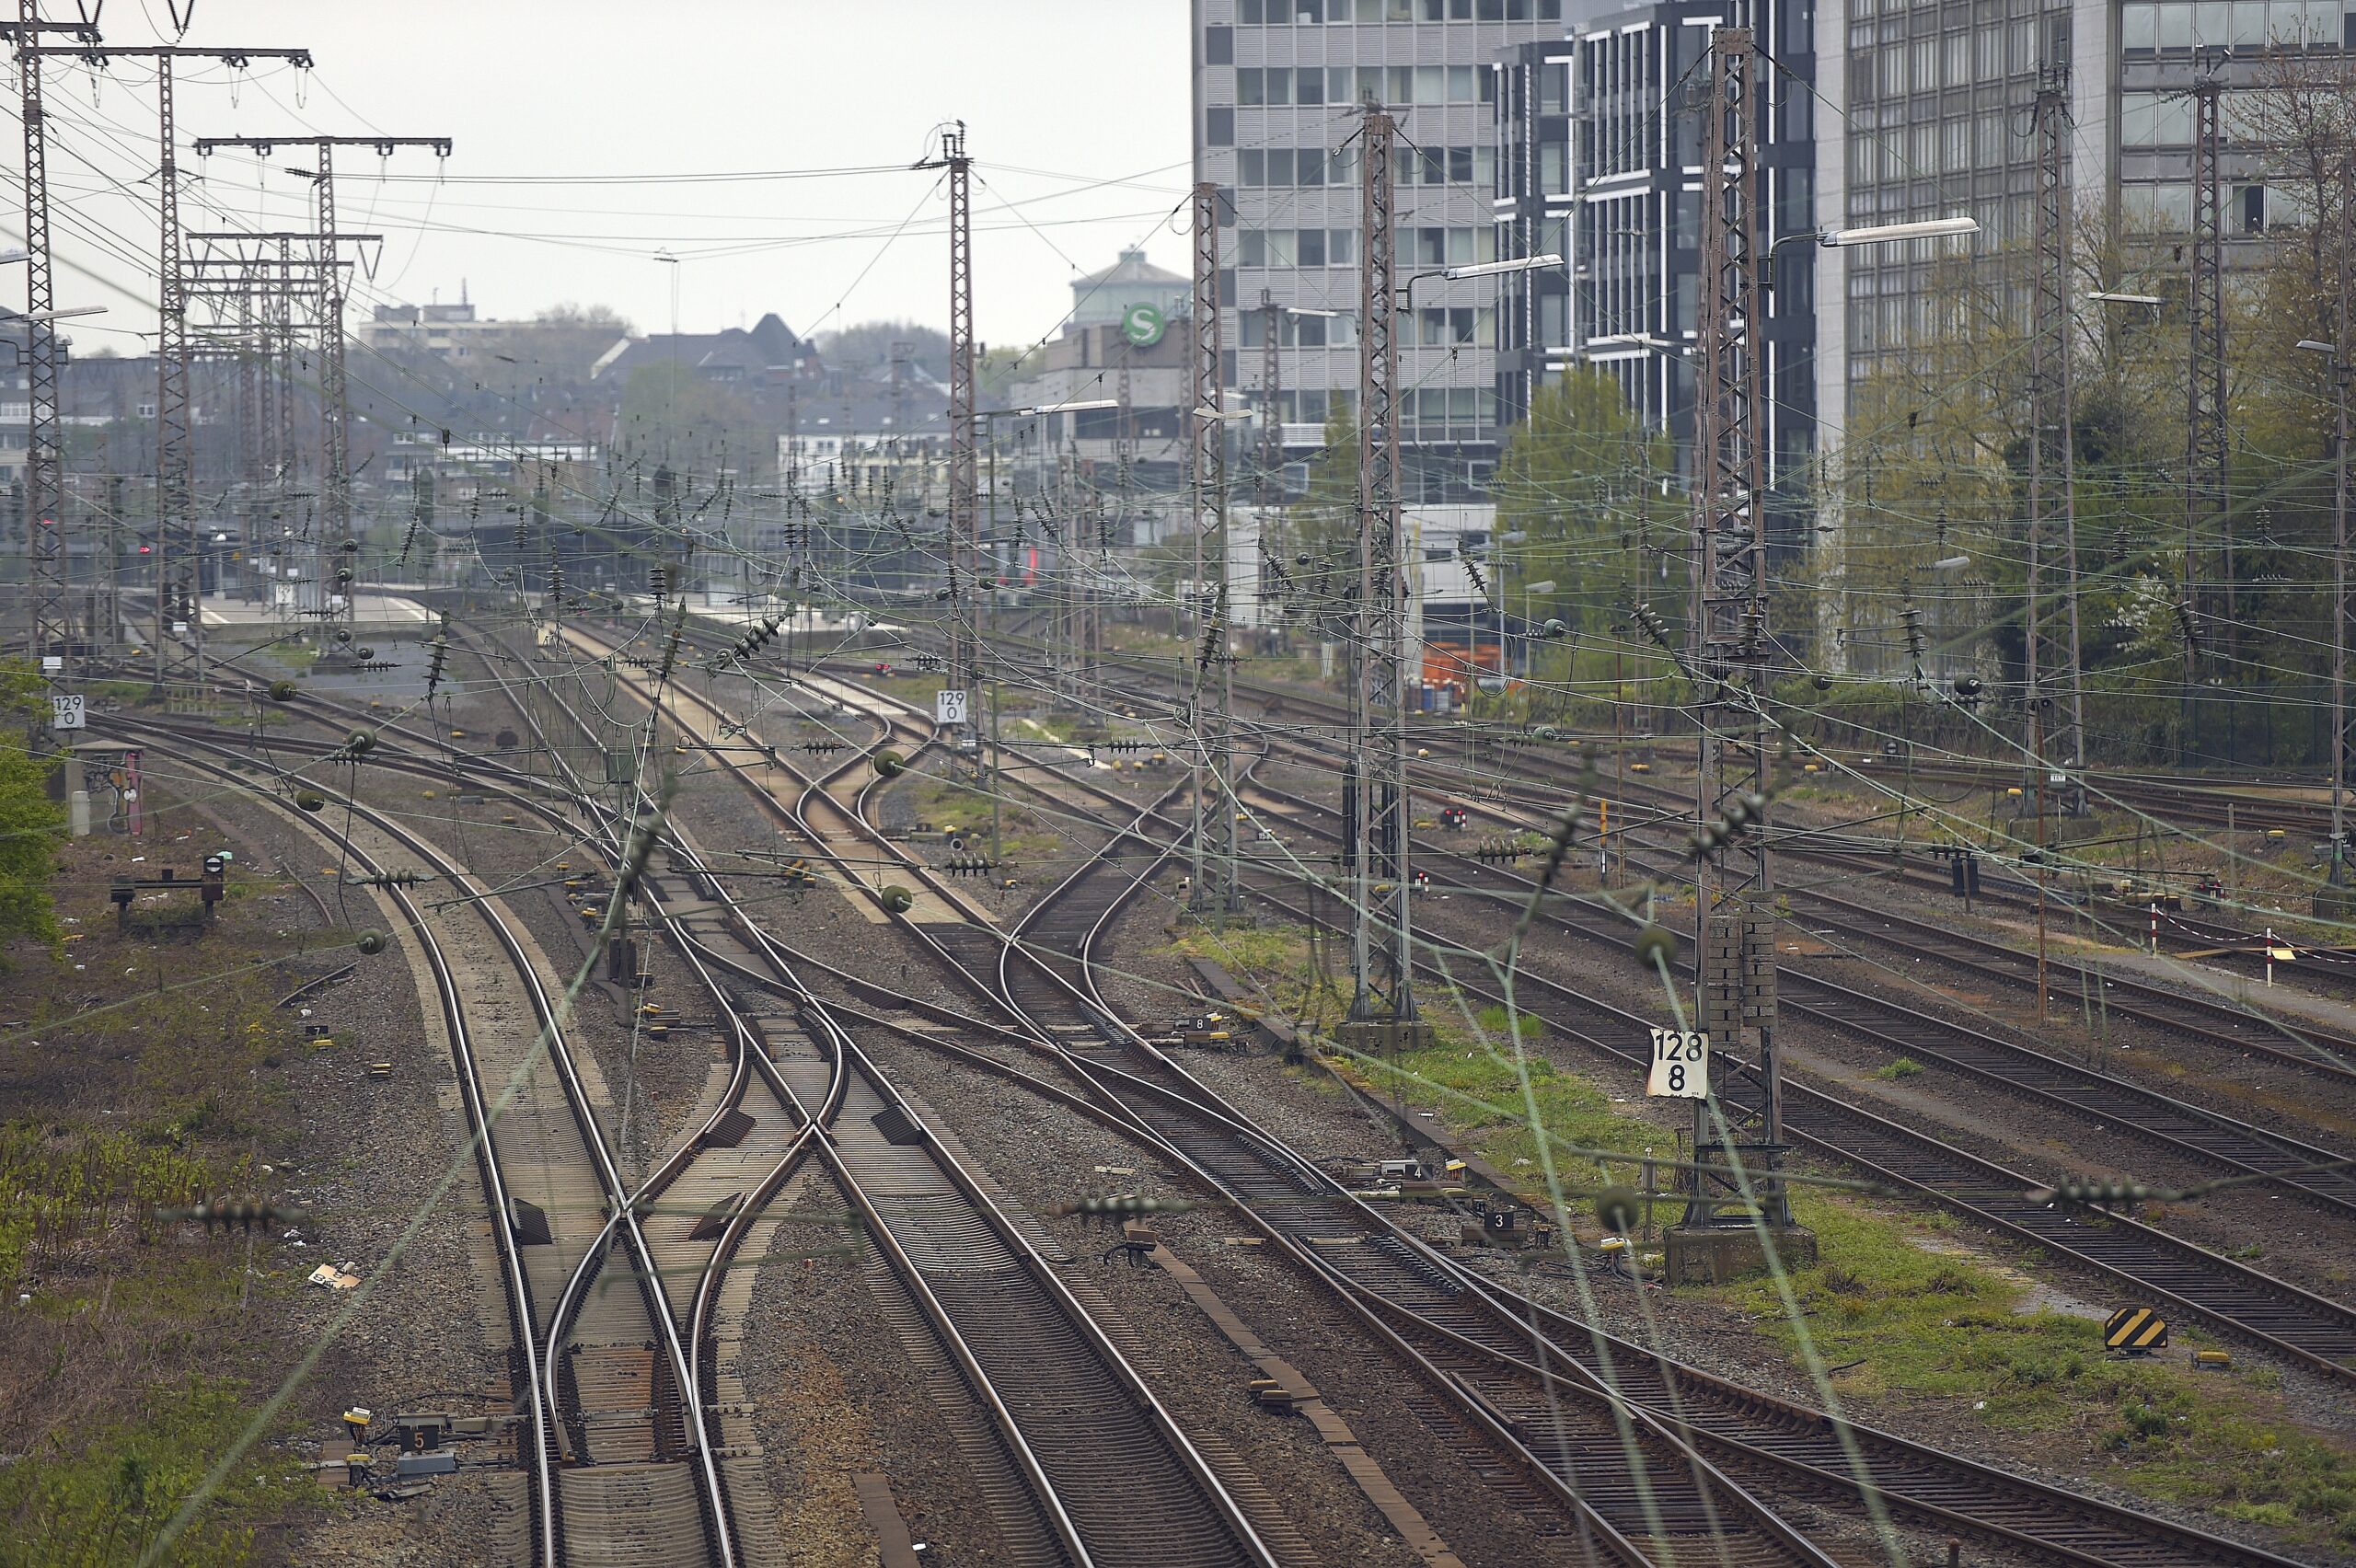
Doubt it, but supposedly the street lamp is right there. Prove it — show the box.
[1400,251,1562,301]
[1439,252,1565,282]
[1763,215,1978,292]
[1584,331,1687,357]
[2299,334,2352,889]
[1820,216,1980,247]
[1015,398,1120,416]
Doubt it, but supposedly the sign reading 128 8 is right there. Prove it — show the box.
[1646,1028,1708,1099]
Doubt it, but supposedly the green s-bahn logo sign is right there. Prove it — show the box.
[1120,303,1165,348]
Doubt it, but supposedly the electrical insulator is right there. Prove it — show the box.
[351,869,429,888]
[162,1198,314,1233]
[2174,598,2202,653]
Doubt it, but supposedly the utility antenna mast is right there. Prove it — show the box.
[920,122,978,729]
[1683,28,1796,1239]
[6,7,98,672]
[1343,104,1420,1040]
[2027,63,2086,816]
[1188,179,1239,914]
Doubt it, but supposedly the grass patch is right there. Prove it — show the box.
[1708,1194,2356,1550]
[1872,1055,1925,1081]
[0,798,319,1564]
[1160,923,1670,1194]
[0,1376,315,1567]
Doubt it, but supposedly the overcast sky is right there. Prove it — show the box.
[22,2,1194,352]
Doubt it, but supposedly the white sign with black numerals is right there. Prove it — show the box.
[934,688,971,726]
[50,693,86,732]
[1646,1028,1709,1100]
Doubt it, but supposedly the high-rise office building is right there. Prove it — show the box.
[1494,0,1814,481]
[1811,0,2350,454]
[1193,0,1575,502]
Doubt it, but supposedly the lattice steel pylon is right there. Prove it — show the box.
[22,46,320,684]
[1686,28,1789,1229]
[2185,55,2229,738]
[2330,162,2355,891]
[923,122,978,719]
[8,4,82,672]
[193,133,449,637]
[1346,105,1417,1028]
[1188,180,1240,915]
[2027,63,2087,814]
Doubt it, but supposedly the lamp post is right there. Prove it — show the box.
[1192,401,1253,914]
[968,399,1118,863]
[2300,337,2351,890]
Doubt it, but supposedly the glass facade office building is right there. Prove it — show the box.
[1812,0,2352,451]
[1495,0,1814,482]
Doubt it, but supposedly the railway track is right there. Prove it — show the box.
[550,619,1843,1563]
[478,623,1285,1568]
[1224,777,2356,1385]
[948,618,2346,842]
[572,612,2326,1568]
[896,634,2356,1212]
[1363,786,2356,1211]
[121,721,737,1568]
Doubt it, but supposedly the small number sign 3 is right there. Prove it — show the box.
[1646,1028,1709,1100]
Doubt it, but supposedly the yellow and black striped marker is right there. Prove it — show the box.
[2105,1306,2169,1353]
